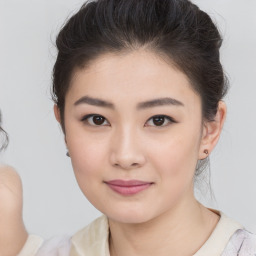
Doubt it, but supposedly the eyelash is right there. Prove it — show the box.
[81,114,177,128]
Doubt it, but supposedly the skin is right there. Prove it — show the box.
[0,165,28,256]
[54,49,227,255]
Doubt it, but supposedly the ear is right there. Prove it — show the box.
[198,101,227,160]
[53,104,67,144]
[53,104,61,124]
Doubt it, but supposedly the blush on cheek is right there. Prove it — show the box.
[71,143,106,175]
[159,142,197,179]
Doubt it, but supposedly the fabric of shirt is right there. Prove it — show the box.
[18,208,256,256]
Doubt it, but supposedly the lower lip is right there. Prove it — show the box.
[106,183,152,195]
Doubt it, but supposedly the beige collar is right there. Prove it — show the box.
[193,208,243,256]
[70,214,110,256]
[70,208,243,256]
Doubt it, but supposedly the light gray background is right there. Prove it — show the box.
[0,0,255,238]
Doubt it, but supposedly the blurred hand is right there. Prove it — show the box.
[0,165,28,256]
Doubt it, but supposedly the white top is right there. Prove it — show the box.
[18,208,256,256]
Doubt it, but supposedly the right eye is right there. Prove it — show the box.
[81,114,110,126]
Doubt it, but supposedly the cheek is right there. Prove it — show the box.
[65,127,108,189]
[69,139,106,174]
[66,134,114,213]
[68,140,108,209]
[149,129,200,185]
[147,137,198,209]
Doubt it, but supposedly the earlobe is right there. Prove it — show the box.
[199,101,227,159]
[54,104,61,124]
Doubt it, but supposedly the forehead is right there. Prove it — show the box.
[66,50,201,109]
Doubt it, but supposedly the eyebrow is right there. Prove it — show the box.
[74,96,184,110]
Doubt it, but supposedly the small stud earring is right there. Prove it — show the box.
[66,151,70,157]
[203,149,209,155]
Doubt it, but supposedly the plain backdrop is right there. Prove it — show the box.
[0,0,255,238]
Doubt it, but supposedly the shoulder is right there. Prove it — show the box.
[17,235,44,256]
[18,234,71,256]
[35,235,71,256]
[221,229,256,256]
[18,216,108,256]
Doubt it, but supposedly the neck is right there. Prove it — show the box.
[108,197,220,256]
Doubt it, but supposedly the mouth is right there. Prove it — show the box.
[104,179,154,195]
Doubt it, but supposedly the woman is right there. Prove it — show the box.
[1,0,255,255]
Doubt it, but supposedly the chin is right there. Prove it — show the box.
[103,208,156,224]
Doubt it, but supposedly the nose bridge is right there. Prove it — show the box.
[110,123,145,169]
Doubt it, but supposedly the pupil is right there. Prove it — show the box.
[93,116,104,125]
[153,116,164,126]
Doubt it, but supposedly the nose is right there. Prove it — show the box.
[110,127,146,170]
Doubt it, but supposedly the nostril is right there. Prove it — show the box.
[113,162,140,169]
[110,149,146,170]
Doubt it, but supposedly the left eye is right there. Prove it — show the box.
[145,115,176,127]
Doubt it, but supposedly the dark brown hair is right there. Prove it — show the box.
[52,0,228,133]
[0,111,8,151]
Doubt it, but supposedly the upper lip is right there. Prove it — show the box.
[104,179,153,187]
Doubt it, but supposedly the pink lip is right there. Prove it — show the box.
[104,179,153,195]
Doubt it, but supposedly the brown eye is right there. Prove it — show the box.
[145,115,177,127]
[81,114,109,126]
[152,116,165,126]
[92,116,105,125]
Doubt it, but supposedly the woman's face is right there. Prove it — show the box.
[61,50,206,223]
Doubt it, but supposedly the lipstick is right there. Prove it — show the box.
[104,179,153,195]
